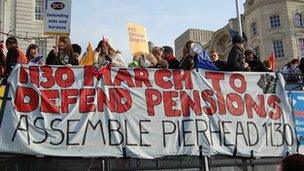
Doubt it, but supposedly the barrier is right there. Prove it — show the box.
[0,66,302,170]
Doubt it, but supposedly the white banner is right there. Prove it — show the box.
[44,0,71,35]
[0,65,297,158]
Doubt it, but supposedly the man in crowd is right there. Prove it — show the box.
[226,35,250,71]
[244,50,268,72]
[210,50,226,71]
[161,46,180,69]
[5,37,27,76]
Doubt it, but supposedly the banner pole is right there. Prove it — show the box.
[55,35,59,48]
[235,0,243,37]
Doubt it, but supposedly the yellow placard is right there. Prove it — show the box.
[0,86,6,109]
[127,23,149,55]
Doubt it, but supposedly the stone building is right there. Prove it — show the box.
[0,0,55,57]
[174,29,214,60]
[205,18,241,61]
[243,0,304,70]
[205,0,304,70]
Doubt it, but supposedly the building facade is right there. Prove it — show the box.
[205,18,241,60]
[174,29,214,60]
[0,0,55,57]
[243,0,304,70]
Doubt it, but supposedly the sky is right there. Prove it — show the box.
[70,0,246,60]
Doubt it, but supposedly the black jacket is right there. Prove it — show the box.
[5,46,19,76]
[226,45,248,71]
[166,57,180,69]
[46,50,79,66]
[179,55,196,70]
[213,60,227,71]
[248,60,268,72]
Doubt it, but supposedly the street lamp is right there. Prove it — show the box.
[235,0,243,37]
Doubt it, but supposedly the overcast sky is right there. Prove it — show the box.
[70,0,246,60]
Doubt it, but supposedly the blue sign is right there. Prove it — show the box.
[290,92,304,145]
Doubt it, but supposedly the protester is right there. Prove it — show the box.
[245,50,268,72]
[281,58,302,83]
[94,39,125,67]
[161,46,179,69]
[26,44,39,61]
[179,41,196,70]
[299,57,304,74]
[151,46,168,68]
[226,35,250,71]
[263,60,274,72]
[180,41,219,71]
[46,36,79,66]
[26,44,44,65]
[278,154,304,171]
[0,43,5,76]
[129,52,156,68]
[210,50,226,71]
[4,37,28,76]
[72,44,82,61]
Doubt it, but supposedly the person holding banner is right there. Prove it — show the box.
[226,35,250,71]
[161,46,180,69]
[94,39,125,67]
[46,36,79,66]
[245,50,268,72]
[4,37,28,76]
[26,44,43,65]
[151,46,168,68]
[180,41,219,71]
[129,52,157,68]
[72,44,82,61]
[210,50,227,71]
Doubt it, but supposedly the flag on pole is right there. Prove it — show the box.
[267,53,276,71]
[196,51,219,71]
[79,43,95,66]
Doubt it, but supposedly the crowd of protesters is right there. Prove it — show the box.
[0,35,304,83]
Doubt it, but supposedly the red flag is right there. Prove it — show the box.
[267,53,276,71]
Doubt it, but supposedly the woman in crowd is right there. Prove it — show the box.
[46,36,79,66]
[180,41,218,71]
[151,46,168,68]
[179,41,196,70]
[281,58,302,83]
[26,44,43,65]
[94,39,125,67]
[244,50,268,72]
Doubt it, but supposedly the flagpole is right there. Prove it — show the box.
[235,0,243,37]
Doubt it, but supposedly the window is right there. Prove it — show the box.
[253,46,260,58]
[294,12,304,27]
[251,22,258,35]
[35,0,44,20]
[299,38,304,58]
[35,40,46,56]
[270,15,281,28]
[273,40,284,58]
